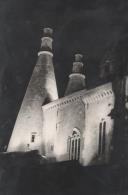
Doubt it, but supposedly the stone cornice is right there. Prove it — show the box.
[42,82,114,111]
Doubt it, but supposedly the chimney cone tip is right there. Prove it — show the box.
[75,54,83,62]
[43,27,53,37]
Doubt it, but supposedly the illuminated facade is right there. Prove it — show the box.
[7,28,128,166]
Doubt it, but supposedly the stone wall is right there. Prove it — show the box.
[82,83,115,166]
[42,82,115,166]
[7,52,58,153]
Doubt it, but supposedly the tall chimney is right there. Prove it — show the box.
[37,27,58,102]
[7,28,58,154]
[65,54,86,95]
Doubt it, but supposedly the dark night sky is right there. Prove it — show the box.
[0,0,128,149]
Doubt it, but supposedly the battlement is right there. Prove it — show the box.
[42,82,114,111]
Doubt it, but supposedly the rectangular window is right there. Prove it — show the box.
[31,135,35,142]
[31,133,36,143]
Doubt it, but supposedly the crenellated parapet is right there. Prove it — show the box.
[42,82,114,111]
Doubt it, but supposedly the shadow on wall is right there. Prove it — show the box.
[110,76,128,164]
[84,129,113,166]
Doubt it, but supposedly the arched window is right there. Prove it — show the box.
[102,121,106,154]
[98,121,106,157]
[68,128,81,161]
[98,122,102,155]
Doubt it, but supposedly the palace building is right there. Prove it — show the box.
[7,28,128,166]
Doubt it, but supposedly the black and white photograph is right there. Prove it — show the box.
[0,0,128,194]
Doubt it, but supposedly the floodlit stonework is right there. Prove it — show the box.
[7,28,128,166]
[42,83,115,166]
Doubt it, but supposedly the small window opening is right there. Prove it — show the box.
[31,134,36,143]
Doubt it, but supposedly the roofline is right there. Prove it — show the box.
[42,82,113,111]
